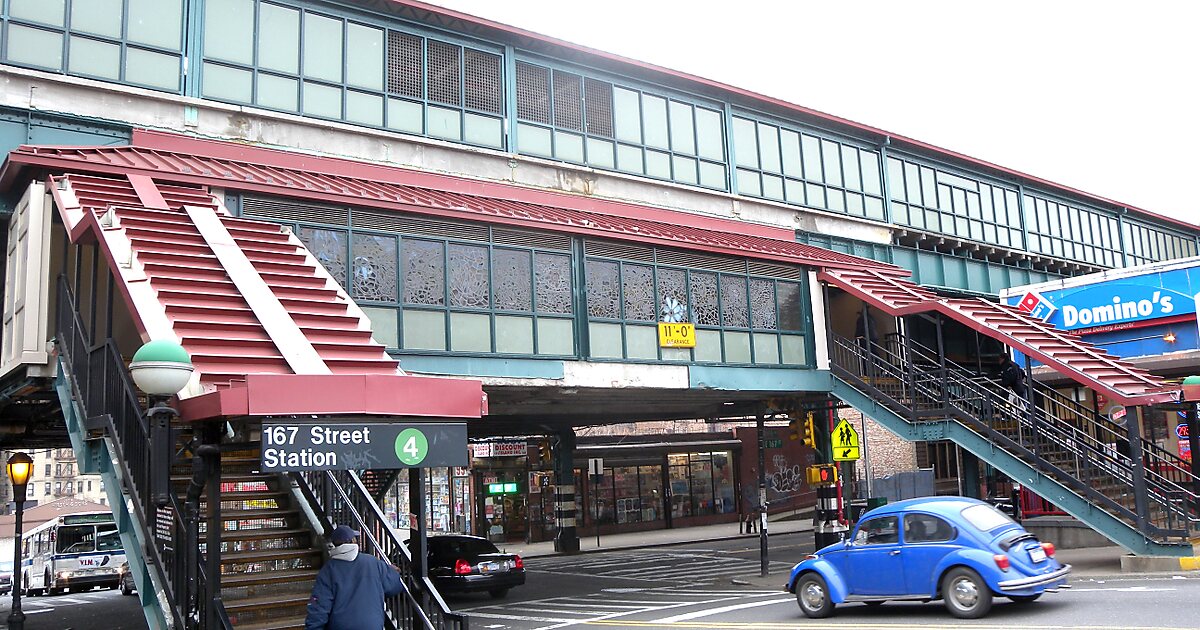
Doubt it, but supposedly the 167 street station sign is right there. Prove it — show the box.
[261,422,468,471]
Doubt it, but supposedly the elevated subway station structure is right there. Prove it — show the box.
[0,2,1197,628]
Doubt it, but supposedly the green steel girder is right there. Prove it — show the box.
[830,376,1191,558]
[55,362,170,630]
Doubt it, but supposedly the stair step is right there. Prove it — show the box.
[231,615,306,630]
[219,528,313,543]
[222,569,318,588]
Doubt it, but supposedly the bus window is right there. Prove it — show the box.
[57,526,96,554]
[97,526,122,552]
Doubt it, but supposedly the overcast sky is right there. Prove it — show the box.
[425,0,1198,228]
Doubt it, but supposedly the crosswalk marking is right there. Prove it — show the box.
[527,549,792,584]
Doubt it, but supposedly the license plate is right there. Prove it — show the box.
[1027,546,1046,563]
[480,561,507,574]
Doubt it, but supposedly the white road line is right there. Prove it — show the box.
[535,602,649,609]
[652,596,796,622]
[56,597,89,604]
[461,612,575,623]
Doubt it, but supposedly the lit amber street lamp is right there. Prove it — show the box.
[7,452,33,630]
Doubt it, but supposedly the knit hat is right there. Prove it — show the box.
[330,525,359,545]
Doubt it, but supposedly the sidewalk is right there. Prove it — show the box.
[489,517,1160,589]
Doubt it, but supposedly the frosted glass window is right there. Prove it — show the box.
[464,113,502,148]
[537,319,574,355]
[626,326,658,360]
[694,330,722,362]
[428,107,461,140]
[202,63,252,102]
[362,307,398,348]
[387,99,423,134]
[802,135,823,182]
[205,0,254,65]
[699,162,725,189]
[128,0,182,50]
[642,95,668,149]
[781,130,802,177]
[258,74,298,111]
[450,313,491,352]
[518,124,552,157]
[259,3,300,74]
[695,108,724,161]
[346,91,383,126]
[10,0,65,26]
[613,87,641,143]
[753,334,780,364]
[555,131,584,163]
[861,152,882,195]
[68,37,120,80]
[757,123,781,173]
[403,310,446,350]
[724,331,751,363]
[495,316,534,354]
[673,156,698,185]
[70,0,121,38]
[841,145,861,189]
[7,25,63,70]
[762,175,784,200]
[125,48,179,91]
[587,138,615,169]
[645,150,671,179]
[303,13,343,83]
[302,81,342,119]
[821,139,842,187]
[738,170,761,197]
[668,101,695,154]
[588,323,624,359]
[617,144,643,174]
[732,117,757,168]
[781,335,806,364]
[346,23,383,90]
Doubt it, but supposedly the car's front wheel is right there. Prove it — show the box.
[942,567,992,619]
[795,573,834,618]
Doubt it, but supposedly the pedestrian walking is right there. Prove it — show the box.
[999,355,1028,405]
[305,525,403,630]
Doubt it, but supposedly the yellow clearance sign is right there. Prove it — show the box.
[657,322,696,347]
[832,418,861,462]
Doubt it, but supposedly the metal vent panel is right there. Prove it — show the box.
[464,49,502,114]
[584,239,654,263]
[552,70,583,131]
[354,209,489,242]
[492,227,572,251]
[242,197,349,226]
[655,248,747,274]
[426,40,462,106]
[584,78,614,138]
[516,62,551,124]
[387,31,423,98]
[748,261,805,280]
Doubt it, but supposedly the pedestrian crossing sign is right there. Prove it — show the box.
[832,419,861,461]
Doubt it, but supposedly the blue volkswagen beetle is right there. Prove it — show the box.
[786,496,1070,619]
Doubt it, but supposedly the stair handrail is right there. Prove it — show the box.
[833,331,1196,537]
[55,277,231,629]
[293,470,468,630]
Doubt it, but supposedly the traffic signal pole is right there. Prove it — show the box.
[756,412,768,577]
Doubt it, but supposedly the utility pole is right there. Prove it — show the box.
[757,412,768,577]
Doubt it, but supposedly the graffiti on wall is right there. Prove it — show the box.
[769,453,805,494]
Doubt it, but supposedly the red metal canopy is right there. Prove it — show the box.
[819,267,1178,406]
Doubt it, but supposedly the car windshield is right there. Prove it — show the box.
[961,504,1015,531]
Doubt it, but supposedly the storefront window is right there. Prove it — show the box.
[666,451,736,518]
[613,466,641,524]
[668,454,691,518]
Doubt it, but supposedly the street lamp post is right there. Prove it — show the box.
[7,452,33,630]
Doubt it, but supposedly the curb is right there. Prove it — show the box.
[521,527,812,559]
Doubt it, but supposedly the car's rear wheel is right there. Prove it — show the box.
[121,580,134,597]
[1008,594,1041,604]
[488,588,509,599]
[795,573,834,618]
[942,567,992,619]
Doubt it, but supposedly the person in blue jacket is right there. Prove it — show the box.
[305,525,404,630]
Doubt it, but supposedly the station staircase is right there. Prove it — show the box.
[41,171,470,629]
[828,329,1200,556]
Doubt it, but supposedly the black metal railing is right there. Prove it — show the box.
[55,278,230,629]
[831,330,1200,539]
[296,470,468,630]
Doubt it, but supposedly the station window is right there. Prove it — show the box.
[515,61,727,190]
[732,116,884,220]
[291,221,575,357]
[1,0,183,92]
[584,242,808,366]
[1022,194,1120,267]
[1123,220,1198,266]
[201,0,504,148]
[887,156,1025,250]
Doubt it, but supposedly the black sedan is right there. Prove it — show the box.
[419,534,525,599]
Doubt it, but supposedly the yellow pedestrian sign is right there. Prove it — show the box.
[832,419,860,461]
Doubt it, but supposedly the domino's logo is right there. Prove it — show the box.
[1017,291,1057,322]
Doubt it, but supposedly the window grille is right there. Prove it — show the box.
[584,78,614,138]
[387,31,423,98]
[516,62,551,124]
[464,49,502,114]
[427,40,462,106]
[552,70,583,131]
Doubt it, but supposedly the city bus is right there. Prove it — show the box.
[22,511,125,595]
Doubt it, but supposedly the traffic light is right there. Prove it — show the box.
[806,464,838,486]
[802,413,816,448]
[788,413,802,441]
[538,439,552,466]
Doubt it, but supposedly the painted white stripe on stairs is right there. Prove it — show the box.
[185,204,331,375]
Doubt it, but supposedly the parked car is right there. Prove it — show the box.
[118,562,136,596]
[786,496,1070,619]
[0,561,12,596]
[412,534,525,599]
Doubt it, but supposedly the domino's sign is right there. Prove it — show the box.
[1008,265,1200,332]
